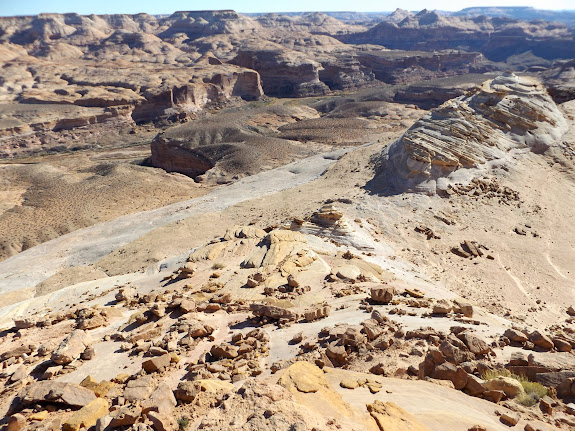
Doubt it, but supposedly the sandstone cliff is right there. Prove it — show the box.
[341,9,575,62]
[375,73,568,194]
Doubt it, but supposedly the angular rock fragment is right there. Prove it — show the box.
[51,330,92,365]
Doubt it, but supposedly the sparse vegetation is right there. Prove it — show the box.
[177,416,190,430]
[342,250,354,260]
[481,368,548,406]
[212,262,225,270]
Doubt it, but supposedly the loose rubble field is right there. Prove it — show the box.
[1,8,575,431]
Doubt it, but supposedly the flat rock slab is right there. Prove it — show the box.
[10,381,96,414]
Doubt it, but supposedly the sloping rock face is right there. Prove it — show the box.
[150,104,320,182]
[376,73,567,195]
[158,10,261,40]
[231,48,330,97]
[341,9,575,62]
[543,59,575,103]
[356,50,487,85]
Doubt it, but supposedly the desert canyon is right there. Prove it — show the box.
[0,6,575,431]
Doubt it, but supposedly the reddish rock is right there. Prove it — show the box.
[464,374,486,397]
[142,354,171,373]
[500,412,520,426]
[418,348,446,379]
[370,286,395,304]
[458,332,490,355]
[539,396,554,415]
[7,414,26,431]
[552,338,572,352]
[529,331,554,350]
[326,344,348,367]
[504,328,528,343]
[210,344,239,360]
[482,390,505,403]
[431,362,468,390]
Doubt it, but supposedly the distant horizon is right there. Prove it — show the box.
[1,1,574,17]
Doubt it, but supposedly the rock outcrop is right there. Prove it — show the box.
[230,48,330,97]
[340,9,575,62]
[9,381,97,414]
[150,104,319,181]
[375,73,567,194]
[51,329,92,364]
[543,59,575,103]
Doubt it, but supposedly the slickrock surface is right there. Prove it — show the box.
[1,8,575,431]
[375,73,568,194]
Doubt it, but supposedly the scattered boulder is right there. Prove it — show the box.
[250,303,299,322]
[553,338,572,352]
[174,379,233,403]
[278,362,321,393]
[142,354,172,373]
[483,389,505,403]
[2,344,35,360]
[326,344,348,367]
[141,383,176,415]
[504,328,529,343]
[458,332,490,355]
[367,400,430,431]
[123,376,155,402]
[303,303,331,321]
[454,300,474,317]
[115,286,137,303]
[210,343,239,360]
[370,286,395,304]
[180,299,197,313]
[51,330,92,364]
[509,352,528,366]
[110,404,142,427]
[9,365,28,383]
[10,381,97,414]
[148,411,174,431]
[439,337,474,364]
[539,396,554,415]
[340,378,360,389]
[464,374,487,397]
[483,377,525,398]
[418,348,446,379]
[63,398,109,431]
[431,362,468,390]
[529,331,554,350]
[80,376,114,397]
[432,300,452,315]
[500,412,520,426]
[362,320,384,341]
[537,371,575,389]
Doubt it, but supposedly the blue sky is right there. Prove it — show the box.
[0,0,573,16]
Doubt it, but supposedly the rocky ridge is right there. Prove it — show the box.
[376,73,568,194]
[1,9,575,431]
[341,9,575,62]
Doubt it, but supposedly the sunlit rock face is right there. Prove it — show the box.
[379,73,568,194]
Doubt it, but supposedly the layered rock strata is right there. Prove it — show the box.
[378,73,568,194]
